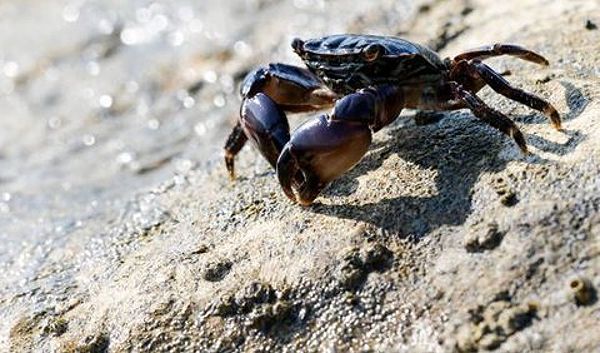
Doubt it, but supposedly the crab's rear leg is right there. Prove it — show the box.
[449,82,528,153]
[223,63,337,179]
[224,122,248,179]
[449,59,561,129]
[277,85,405,205]
[453,43,550,66]
[467,61,561,129]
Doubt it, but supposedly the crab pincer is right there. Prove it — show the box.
[276,114,372,205]
[277,85,404,205]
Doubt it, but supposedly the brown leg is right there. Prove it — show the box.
[224,122,248,180]
[469,61,561,129]
[453,43,549,66]
[449,82,528,153]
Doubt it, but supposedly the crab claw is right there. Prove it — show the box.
[276,115,372,206]
[240,93,290,168]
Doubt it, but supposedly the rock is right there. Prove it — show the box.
[245,300,295,331]
[336,247,367,289]
[235,282,277,313]
[360,243,394,271]
[70,333,110,353]
[454,299,538,352]
[41,316,68,337]
[491,177,518,207]
[2,0,600,352]
[203,259,233,282]
[464,222,505,252]
[336,243,394,289]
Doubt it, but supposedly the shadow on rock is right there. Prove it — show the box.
[311,108,582,237]
[513,80,588,126]
[560,81,589,121]
[527,128,586,156]
[514,80,588,155]
[313,112,508,237]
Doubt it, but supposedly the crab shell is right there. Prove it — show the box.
[292,34,446,94]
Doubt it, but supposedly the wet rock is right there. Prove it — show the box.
[464,222,505,252]
[203,259,233,282]
[336,247,368,289]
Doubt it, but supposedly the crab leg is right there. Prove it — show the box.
[453,43,549,66]
[224,122,248,179]
[277,85,405,205]
[468,61,561,129]
[449,82,528,153]
[223,63,337,179]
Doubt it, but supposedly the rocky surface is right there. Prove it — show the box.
[1,0,599,352]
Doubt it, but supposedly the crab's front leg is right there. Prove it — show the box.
[224,63,337,179]
[277,85,405,205]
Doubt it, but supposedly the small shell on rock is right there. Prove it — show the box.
[569,277,597,306]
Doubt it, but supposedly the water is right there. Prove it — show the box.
[0,0,414,349]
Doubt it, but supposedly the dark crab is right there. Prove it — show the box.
[224,34,561,205]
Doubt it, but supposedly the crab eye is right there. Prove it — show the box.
[362,44,383,62]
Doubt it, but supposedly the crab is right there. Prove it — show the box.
[224,34,561,206]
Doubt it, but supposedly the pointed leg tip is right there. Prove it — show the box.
[546,108,562,130]
[509,128,529,155]
[551,115,562,131]
[532,53,550,66]
[276,145,300,204]
[298,199,314,207]
[224,154,236,181]
[281,187,298,204]
[517,141,530,155]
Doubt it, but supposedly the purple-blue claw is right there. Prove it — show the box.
[240,93,290,168]
[276,114,372,205]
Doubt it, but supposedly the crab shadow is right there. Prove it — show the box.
[514,81,588,155]
[513,81,588,126]
[310,108,583,238]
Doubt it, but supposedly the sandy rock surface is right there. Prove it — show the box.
[1,0,599,352]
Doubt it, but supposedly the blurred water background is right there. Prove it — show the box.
[0,0,415,345]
